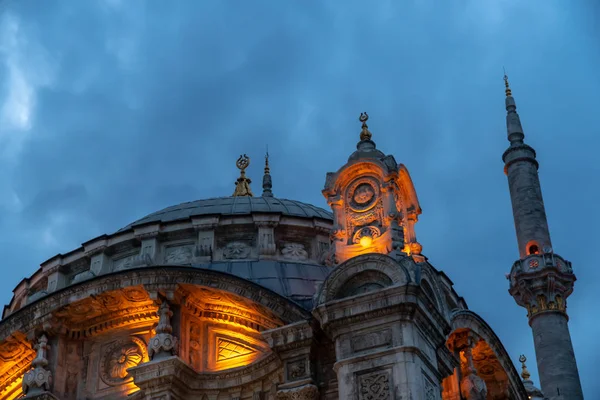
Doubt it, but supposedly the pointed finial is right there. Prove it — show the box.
[503,69,512,97]
[359,112,372,141]
[233,154,254,197]
[519,354,531,380]
[265,146,270,175]
[262,147,273,197]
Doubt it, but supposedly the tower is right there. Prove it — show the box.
[503,75,583,399]
[322,112,423,264]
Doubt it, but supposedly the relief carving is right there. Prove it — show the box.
[64,342,82,398]
[281,243,308,261]
[347,178,380,213]
[165,245,194,264]
[223,242,251,259]
[100,336,148,386]
[121,286,150,302]
[276,383,319,400]
[286,358,307,381]
[358,370,391,400]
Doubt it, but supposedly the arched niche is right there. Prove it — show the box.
[315,253,411,305]
[442,310,528,400]
[0,267,310,400]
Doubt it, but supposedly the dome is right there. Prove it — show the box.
[118,196,333,232]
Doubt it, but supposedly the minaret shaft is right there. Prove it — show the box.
[504,149,552,258]
[531,313,582,399]
[503,76,583,400]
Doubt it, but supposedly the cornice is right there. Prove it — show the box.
[0,267,310,342]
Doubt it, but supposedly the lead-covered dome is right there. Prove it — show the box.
[3,195,335,318]
[119,196,332,232]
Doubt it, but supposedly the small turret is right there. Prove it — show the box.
[262,149,273,197]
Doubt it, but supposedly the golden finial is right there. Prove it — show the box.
[519,354,531,380]
[232,154,254,197]
[359,112,372,141]
[503,68,512,97]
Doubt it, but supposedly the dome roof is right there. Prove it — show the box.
[119,196,333,232]
[192,260,330,310]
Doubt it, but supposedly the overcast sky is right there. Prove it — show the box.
[1,0,598,395]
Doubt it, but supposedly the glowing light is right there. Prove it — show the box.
[359,235,372,248]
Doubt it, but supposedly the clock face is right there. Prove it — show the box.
[347,177,380,212]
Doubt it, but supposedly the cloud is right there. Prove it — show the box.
[0,0,598,395]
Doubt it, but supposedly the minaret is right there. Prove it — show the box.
[262,149,273,197]
[503,75,583,399]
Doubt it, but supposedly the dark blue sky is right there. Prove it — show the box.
[0,0,598,395]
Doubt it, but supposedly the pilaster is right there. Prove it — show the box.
[253,214,279,258]
[192,216,219,262]
[262,321,320,400]
[314,284,453,400]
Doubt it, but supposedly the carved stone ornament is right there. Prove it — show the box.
[276,383,319,400]
[100,336,148,386]
[223,241,251,259]
[358,370,391,400]
[423,374,437,400]
[281,243,308,261]
[164,245,193,264]
[148,301,178,360]
[286,358,307,381]
[347,178,380,213]
[22,334,52,395]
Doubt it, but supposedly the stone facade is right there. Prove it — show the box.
[0,101,577,399]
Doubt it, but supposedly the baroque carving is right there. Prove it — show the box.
[276,383,319,400]
[358,370,391,400]
[223,242,251,259]
[286,358,307,381]
[64,342,82,398]
[22,334,52,396]
[281,243,308,261]
[148,301,178,359]
[100,336,148,386]
[347,178,380,213]
[165,245,194,264]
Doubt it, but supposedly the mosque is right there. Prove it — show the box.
[0,78,583,400]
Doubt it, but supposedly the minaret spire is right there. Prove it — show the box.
[503,75,583,399]
[262,147,273,197]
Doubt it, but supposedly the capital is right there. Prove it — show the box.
[508,252,575,320]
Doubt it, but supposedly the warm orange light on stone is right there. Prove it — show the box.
[359,235,373,248]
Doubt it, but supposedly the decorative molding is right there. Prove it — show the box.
[276,383,319,400]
